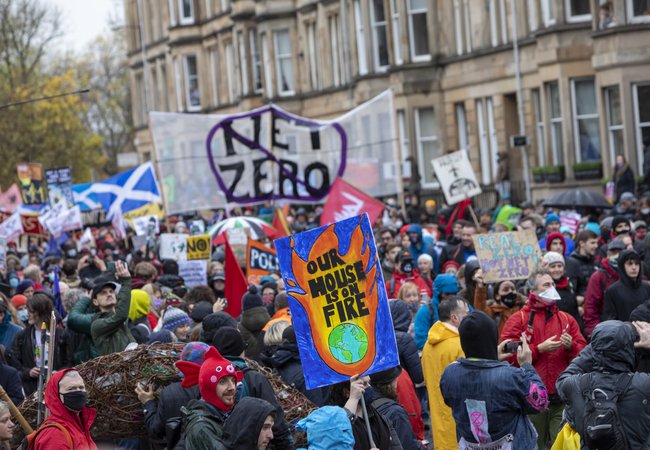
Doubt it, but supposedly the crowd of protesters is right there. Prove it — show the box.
[0,189,649,449]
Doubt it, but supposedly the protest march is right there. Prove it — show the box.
[1,92,650,450]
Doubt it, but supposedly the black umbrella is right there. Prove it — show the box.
[543,189,613,209]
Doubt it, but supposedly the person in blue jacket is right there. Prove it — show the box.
[296,406,355,450]
[414,273,459,350]
[406,224,439,274]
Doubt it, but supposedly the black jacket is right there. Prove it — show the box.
[438,244,469,267]
[229,356,294,449]
[602,250,650,322]
[368,388,423,450]
[0,363,24,405]
[7,324,71,396]
[129,316,152,344]
[630,300,650,373]
[388,301,424,385]
[613,164,636,201]
[555,279,586,338]
[564,251,596,296]
[351,396,397,450]
[270,343,331,406]
[217,397,276,449]
[143,383,200,442]
[238,306,270,362]
[556,321,650,449]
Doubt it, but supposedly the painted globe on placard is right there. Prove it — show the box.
[328,322,368,364]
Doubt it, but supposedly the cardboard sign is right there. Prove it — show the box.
[178,260,208,288]
[187,235,211,260]
[473,230,543,283]
[17,163,45,205]
[431,150,482,205]
[274,213,399,390]
[159,233,188,260]
[45,166,74,207]
[246,240,279,284]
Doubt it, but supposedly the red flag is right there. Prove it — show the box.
[445,198,472,237]
[320,178,385,226]
[224,239,247,318]
[271,207,291,237]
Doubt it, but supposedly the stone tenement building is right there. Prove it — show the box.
[125,0,650,202]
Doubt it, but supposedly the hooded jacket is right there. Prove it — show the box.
[217,397,276,450]
[630,301,650,373]
[583,258,619,338]
[270,343,331,406]
[406,224,437,271]
[296,406,355,450]
[143,383,200,443]
[367,386,424,450]
[602,249,650,322]
[0,311,22,349]
[182,399,228,450]
[500,295,586,396]
[128,289,152,344]
[414,274,459,350]
[565,250,596,296]
[388,300,423,385]
[238,306,270,361]
[385,269,432,299]
[556,321,650,449]
[540,231,575,257]
[34,368,97,450]
[90,277,136,355]
[421,321,464,450]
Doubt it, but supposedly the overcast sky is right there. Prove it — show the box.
[44,0,123,52]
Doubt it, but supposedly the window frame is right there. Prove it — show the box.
[168,0,177,26]
[456,102,469,151]
[177,0,195,25]
[532,88,546,167]
[354,0,369,75]
[174,57,183,112]
[547,81,564,165]
[183,54,201,112]
[329,15,341,87]
[249,29,263,94]
[453,0,464,55]
[209,47,219,106]
[633,82,650,172]
[414,107,440,188]
[604,85,624,168]
[487,97,499,180]
[237,31,249,96]
[274,29,295,97]
[262,33,273,98]
[225,42,237,103]
[565,0,592,23]
[397,110,412,179]
[489,0,499,47]
[499,0,509,43]
[370,0,389,72]
[541,0,556,26]
[626,0,650,23]
[391,0,403,65]
[407,0,430,62]
[476,99,491,185]
[570,78,601,163]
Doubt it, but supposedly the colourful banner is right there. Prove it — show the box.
[275,213,398,390]
[16,163,45,205]
[0,184,23,213]
[473,230,543,283]
[320,177,385,226]
[45,167,74,207]
[246,240,279,284]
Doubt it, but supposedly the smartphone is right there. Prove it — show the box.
[504,341,522,353]
[107,262,116,273]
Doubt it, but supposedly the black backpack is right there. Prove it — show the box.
[580,372,633,450]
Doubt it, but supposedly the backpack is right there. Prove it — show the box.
[580,372,633,450]
[18,421,73,450]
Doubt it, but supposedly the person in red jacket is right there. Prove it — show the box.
[582,239,625,338]
[35,368,97,450]
[500,269,586,450]
[385,251,432,299]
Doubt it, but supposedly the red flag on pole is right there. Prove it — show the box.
[320,177,385,226]
[271,207,291,237]
[224,239,247,318]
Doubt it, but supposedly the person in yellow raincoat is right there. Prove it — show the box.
[421,297,468,449]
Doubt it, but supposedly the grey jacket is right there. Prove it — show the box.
[556,320,650,450]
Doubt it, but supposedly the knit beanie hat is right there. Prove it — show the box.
[146,329,176,345]
[11,294,27,309]
[458,310,498,360]
[282,326,297,344]
[180,342,211,366]
[162,307,192,332]
[190,301,213,323]
[200,312,238,344]
[242,286,263,311]
[212,327,246,357]
[542,251,565,267]
[545,213,560,226]
[15,280,34,295]
[163,292,183,307]
[612,215,630,232]
[175,347,243,411]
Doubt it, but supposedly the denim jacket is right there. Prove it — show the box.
[440,358,549,449]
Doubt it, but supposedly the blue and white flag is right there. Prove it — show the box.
[72,162,161,218]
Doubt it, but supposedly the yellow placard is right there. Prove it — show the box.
[123,203,164,227]
[187,234,211,260]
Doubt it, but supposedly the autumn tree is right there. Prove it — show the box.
[0,0,103,189]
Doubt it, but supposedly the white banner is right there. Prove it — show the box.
[77,228,95,251]
[0,212,24,242]
[38,197,68,227]
[431,150,482,205]
[178,260,207,288]
[159,233,187,260]
[149,91,399,214]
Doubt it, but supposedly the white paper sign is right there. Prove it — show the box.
[559,211,581,235]
[159,233,188,260]
[38,197,68,227]
[178,260,207,288]
[431,150,482,205]
[133,215,160,236]
[45,205,83,237]
[77,228,96,251]
[0,212,24,242]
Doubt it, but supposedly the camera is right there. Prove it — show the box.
[504,341,522,353]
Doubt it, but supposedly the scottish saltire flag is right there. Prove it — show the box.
[72,162,161,218]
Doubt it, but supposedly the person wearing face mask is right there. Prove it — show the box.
[33,369,97,449]
[583,239,624,338]
[602,249,650,323]
[474,279,525,334]
[542,252,586,337]
[500,269,586,449]
[385,251,432,300]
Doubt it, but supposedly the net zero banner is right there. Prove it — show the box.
[473,230,543,283]
[274,213,398,389]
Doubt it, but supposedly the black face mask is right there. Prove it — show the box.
[501,292,518,308]
[400,261,413,274]
[61,391,87,411]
